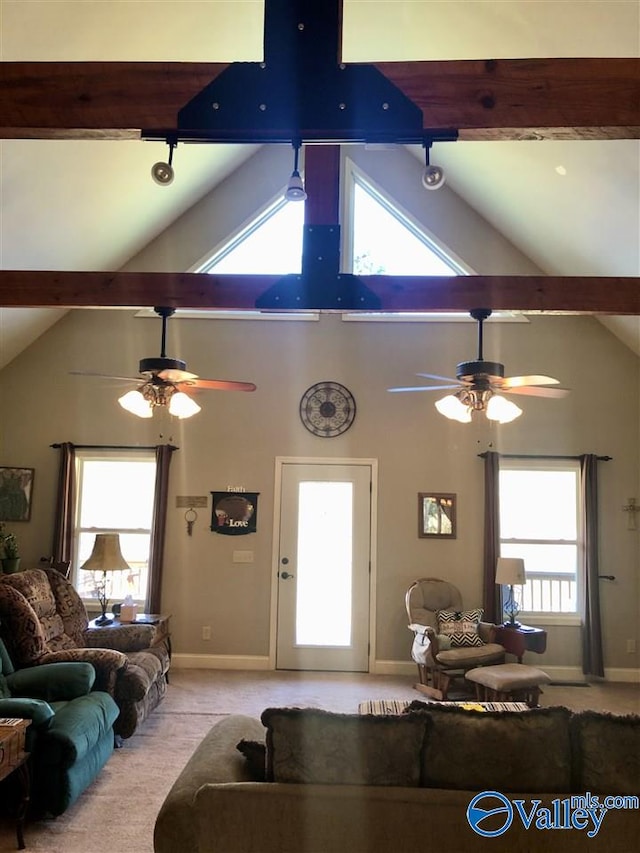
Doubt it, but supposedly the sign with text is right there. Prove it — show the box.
[210,492,259,535]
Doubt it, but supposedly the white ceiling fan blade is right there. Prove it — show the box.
[416,372,460,384]
[156,368,199,382]
[388,384,461,393]
[69,370,140,382]
[502,374,560,389]
[503,385,570,398]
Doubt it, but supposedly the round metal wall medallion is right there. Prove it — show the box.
[299,381,356,437]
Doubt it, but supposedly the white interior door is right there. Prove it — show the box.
[275,461,372,671]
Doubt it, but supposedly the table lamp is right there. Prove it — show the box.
[495,557,526,627]
[80,533,131,625]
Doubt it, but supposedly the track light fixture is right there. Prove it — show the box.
[421,139,445,190]
[284,140,307,201]
[151,139,177,186]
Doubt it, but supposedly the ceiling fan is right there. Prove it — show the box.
[71,307,256,419]
[387,308,570,424]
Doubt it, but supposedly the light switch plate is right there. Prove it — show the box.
[233,550,254,564]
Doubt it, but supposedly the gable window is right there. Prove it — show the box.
[73,449,157,606]
[199,196,304,275]
[188,155,512,323]
[349,175,465,277]
[499,459,580,616]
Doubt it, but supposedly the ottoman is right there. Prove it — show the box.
[465,662,551,707]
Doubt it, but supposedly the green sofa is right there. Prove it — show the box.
[1,636,118,816]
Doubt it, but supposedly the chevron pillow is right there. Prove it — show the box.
[437,609,484,647]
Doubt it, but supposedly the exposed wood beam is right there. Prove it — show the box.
[1,59,638,141]
[0,271,637,315]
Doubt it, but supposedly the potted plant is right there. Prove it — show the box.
[0,524,21,573]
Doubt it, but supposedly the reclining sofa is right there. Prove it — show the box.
[0,568,170,739]
[1,636,118,816]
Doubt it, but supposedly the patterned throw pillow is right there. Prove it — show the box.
[436,609,484,647]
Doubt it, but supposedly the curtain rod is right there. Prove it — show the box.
[478,452,611,461]
[51,443,179,451]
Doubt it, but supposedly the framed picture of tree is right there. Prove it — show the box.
[0,467,34,522]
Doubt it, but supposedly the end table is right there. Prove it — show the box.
[494,623,547,663]
[0,718,31,849]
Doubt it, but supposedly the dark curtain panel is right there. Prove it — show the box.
[52,442,76,564]
[482,451,501,623]
[146,444,176,614]
[580,453,604,677]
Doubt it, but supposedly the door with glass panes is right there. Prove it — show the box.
[275,461,372,671]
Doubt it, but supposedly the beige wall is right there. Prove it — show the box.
[1,146,638,677]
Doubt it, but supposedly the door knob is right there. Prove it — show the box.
[280,571,294,580]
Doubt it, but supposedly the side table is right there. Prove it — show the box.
[495,623,547,663]
[0,718,31,850]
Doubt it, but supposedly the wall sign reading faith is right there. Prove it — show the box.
[210,492,259,535]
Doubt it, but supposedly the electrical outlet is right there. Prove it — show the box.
[626,638,636,654]
[202,626,211,641]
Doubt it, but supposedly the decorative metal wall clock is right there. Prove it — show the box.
[299,382,356,437]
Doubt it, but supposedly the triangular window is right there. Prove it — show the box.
[349,173,465,276]
[199,196,304,275]
[199,168,465,279]
[191,157,481,322]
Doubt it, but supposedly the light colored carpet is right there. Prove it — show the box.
[0,669,637,852]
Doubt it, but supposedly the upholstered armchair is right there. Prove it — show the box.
[1,636,119,816]
[406,577,506,700]
[0,568,170,739]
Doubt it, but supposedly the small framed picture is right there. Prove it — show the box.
[0,467,35,522]
[418,493,456,539]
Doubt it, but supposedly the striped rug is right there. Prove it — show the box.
[358,699,529,715]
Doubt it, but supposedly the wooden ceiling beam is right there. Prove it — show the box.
[1,59,638,140]
[0,270,637,315]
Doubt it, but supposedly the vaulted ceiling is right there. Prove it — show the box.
[0,0,638,368]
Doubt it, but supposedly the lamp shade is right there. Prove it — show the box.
[495,557,526,585]
[118,389,153,418]
[168,391,201,419]
[486,395,522,424]
[80,533,131,573]
[435,394,472,423]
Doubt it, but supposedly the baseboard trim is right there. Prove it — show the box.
[173,654,271,670]
[604,666,640,683]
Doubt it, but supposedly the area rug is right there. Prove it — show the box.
[358,699,530,714]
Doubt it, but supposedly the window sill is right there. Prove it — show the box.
[519,613,581,628]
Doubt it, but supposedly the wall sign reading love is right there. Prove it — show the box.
[210,491,259,535]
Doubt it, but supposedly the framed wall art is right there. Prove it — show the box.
[210,491,259,535]
[418,493,456,539]
[0,467,35,522]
